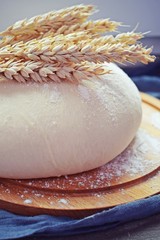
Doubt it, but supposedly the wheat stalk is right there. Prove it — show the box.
[0,18,121,48]
[0,32,155,65]
[0,5,95,37]
[0,32,86,49]
[0,58,109,83]
[0,5,95,47]
[0,4,155,84]
[0,42,154,84]
[43,19,121,37]
[0,31,145,57]
[0,32,91,59]
[84,31,144,46]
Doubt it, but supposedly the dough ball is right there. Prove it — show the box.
[0,63,142,179]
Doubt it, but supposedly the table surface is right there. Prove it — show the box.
[20,213,160,240]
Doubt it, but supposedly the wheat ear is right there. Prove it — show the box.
[0,33,155,64]
[43,19,121,37]
[0,58,109,83]
[0,18,121,48]
[0,5,95,47]
[0,5,95,37]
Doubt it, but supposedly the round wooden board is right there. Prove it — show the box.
[0,93,160,218]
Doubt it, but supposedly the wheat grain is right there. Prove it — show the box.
[0,36,16,48]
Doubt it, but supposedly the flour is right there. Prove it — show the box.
[78,84,90,101]
[23,199,32,204]
[25,129,159,191]
[151,112,160,130]
[95,129,160,180]
[49,86,61,103]
[58,198,68,205]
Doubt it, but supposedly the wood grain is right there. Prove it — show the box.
[0,93,159,218]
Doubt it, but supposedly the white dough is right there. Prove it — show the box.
[0,63,142,179]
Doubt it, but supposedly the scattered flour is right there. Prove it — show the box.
[34,193,42,197]
[10,129,160,197]
[151,112,160,130]
[28,129,159,191]
[5,189,10,193]
[99,129,160,178]
[23,199,32,204]
[58,198,68,205]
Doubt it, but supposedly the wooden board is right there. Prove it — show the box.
[0,93,159,218]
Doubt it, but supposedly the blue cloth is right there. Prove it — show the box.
[0,195,160,239]
[0,75,160,239]
[132,75,160,99]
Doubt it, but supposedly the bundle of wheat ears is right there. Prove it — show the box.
[0,4,155,83]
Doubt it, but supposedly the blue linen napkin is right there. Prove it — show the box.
[132,75,160,99]
[0,75,160,239]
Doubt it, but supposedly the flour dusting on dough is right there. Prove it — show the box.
[93,83,119,125]
[151,112,160,130]
[78,84,90,101]
[50,86,62,103]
